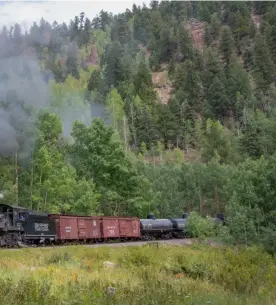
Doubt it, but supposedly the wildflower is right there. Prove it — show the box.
[175,273,185,278]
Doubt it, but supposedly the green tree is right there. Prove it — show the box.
[106,88,129,147]
[227,54,252,120]
[219,26,234,64]
[252,33,275,92]
[201,119,232,163]
[71,118,151,216]
[66,41,80,79]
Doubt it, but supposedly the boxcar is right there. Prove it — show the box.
[118,217,140,238]
[100,217,141,239]
[100,217,120,239]
[49,215,101,241]
[77,217,101,239]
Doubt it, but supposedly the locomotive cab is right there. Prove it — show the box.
[0,204,26,232]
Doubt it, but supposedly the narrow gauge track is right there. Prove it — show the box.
[4,238,194,250]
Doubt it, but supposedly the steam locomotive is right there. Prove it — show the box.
[0,202,224,247]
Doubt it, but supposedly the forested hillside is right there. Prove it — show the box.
[0,1,276,250]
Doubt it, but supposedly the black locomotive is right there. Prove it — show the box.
[0,203,56,247]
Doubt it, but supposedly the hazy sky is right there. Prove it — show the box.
[0,0,151,31]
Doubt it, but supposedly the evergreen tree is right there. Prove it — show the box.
[227,54,252,120]
[219,26,234,64]
[66,41,79,79]
[136,105,159,149]
[134,61,156,104]
[178,24,194,61]
[174,60,202,113]
[252,33,275,92]
[206,76,229,119]
[102,41,124,89]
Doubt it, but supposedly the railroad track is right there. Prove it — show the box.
[4,238,195,250]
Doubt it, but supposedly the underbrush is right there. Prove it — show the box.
[0,244,275,304]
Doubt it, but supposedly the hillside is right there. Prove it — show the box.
[0,1,276,252]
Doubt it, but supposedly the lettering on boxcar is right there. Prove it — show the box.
[34,223,49,232]
[109,230,115,236]
[65,226,71,233]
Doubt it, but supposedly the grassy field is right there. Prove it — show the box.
[0,243,275,305]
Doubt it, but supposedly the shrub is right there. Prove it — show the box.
[45,251,73,265]
[187,211,216,238]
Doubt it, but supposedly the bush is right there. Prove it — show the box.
[45,251,73,265]
[187,211,216,238]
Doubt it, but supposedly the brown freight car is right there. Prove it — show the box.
[49,215,101,242]
[100,217,141,240]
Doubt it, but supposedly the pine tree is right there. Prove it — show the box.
[266,25,276,64]
[206,76,229,119]
[174,60,202,113]
[209,13,222,40]
[227,54,252,120]
[202,48,227,94]
[66,41,79,79]
[178,24,194,61]
[136,105,159,149]
[219,25,234,64]
[204,24,212,46]
[134,61,156,104]
[253,33,275,91]
[102,41,124,89]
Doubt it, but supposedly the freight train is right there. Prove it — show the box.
[0,203,224,247]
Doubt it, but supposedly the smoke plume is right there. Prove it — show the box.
[0,56,51,158]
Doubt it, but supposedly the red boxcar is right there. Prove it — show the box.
[118,217,140,238]
[77,217,101,239]
[100,217,141,239]
[100,217,120,238]
[49,215,101,240]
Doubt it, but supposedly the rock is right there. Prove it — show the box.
[103,261,116,268]
[107,286,117,295]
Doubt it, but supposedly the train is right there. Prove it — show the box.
[0,203,224,247]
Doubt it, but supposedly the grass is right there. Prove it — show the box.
[0,243,275,304]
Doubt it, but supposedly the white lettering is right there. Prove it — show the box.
[34,223,49,232]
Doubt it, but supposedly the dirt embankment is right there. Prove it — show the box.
[152,64,173,105]
[251,11,261,29]
[187,20,205,50]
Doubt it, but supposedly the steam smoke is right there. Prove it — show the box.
[0,30,108,159]
[0,54,107,159]
[0,56,50,157]
[0,109,19,154]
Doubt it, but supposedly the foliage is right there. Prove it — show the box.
[186,211,215,238]
[1,1,276,250]
[0,244,275,304]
